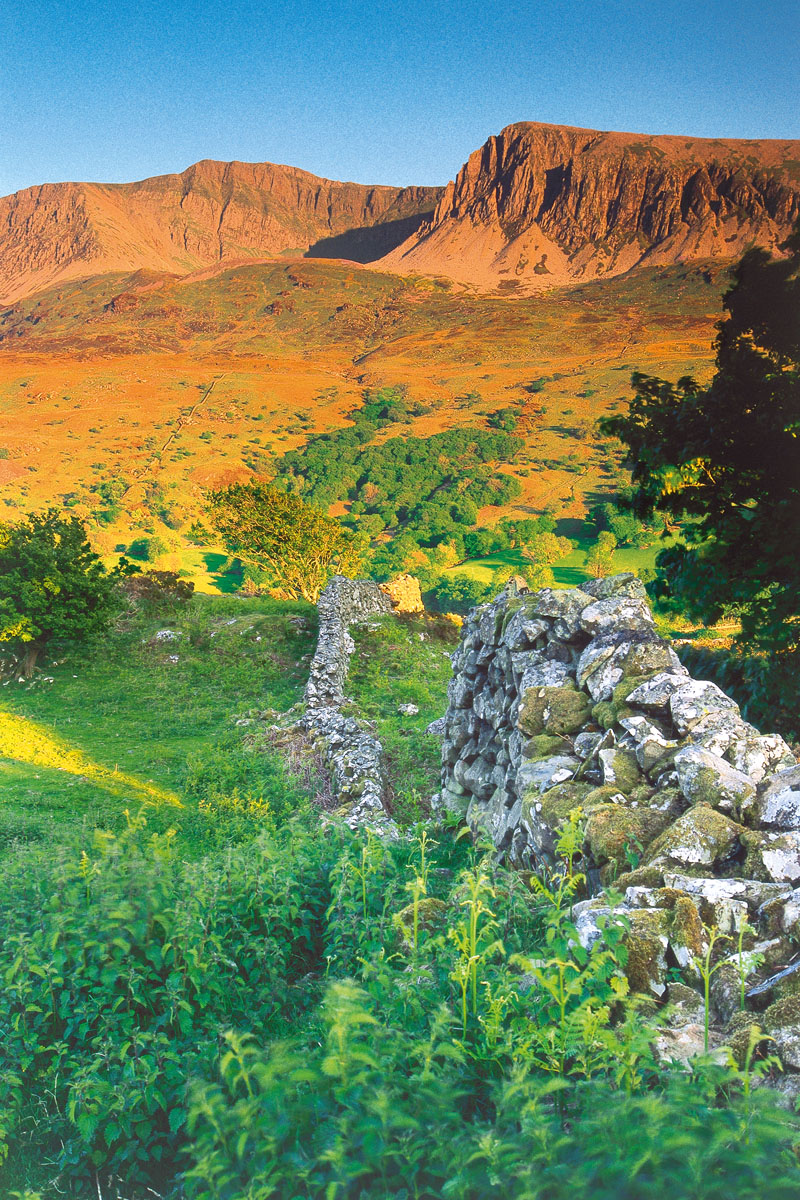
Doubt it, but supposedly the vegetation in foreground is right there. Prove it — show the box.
[0,586,799,1198]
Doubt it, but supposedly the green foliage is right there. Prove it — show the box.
[275,389,523,547]
[600,228,800,704]
[0,509,124,676]
[206,482,367,603]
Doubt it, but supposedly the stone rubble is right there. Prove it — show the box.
[436,574,800,1071]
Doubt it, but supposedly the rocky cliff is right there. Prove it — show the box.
[0,161,442,303]
[380,122,800,291]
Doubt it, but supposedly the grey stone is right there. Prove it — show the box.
[582,573,648,601]
[516,755,580,795]
[674,745,756,814]
[620,714,678,773]
[624,671,690,713]
[669,680,740,736]
[580,595,656,638]
[530,588,593,639]
[747,766,800,830]
[519,660,573,690]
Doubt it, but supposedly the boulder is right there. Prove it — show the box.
[624,671,689,714]
[745,765,800,830]
[580,595,656,638]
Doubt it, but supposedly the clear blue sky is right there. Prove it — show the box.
[2,0,798,196]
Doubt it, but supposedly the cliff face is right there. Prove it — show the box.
[380,122,800,290]
[0,161,442,302]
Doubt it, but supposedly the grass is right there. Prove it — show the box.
[444,537,661,589]
[0,592,317,855]
[347,613,457,817]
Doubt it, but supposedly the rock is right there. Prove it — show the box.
[744,830,800,885]
[580,596,656,637]
[654,1023,719,1066]
[746,957,800,1005]
[624,671,689,714]
[687,709,750,759]
[529,587,593,640]
[620,714,678,773]
[624,908,670,997]
[574,730,603,760]
[516,755,580,795]
[394,897,448,947]
[501,607,550,651]
[425,716,446,737]
[598,747,642,792]
[669,680,740,736]
[518,684,591,736]
[746,765,800,830]
[764,996,800,1070]
[519,660,574,691]
[380,573,424,614]
[585,805,671,879]
[673,745,756,815]
[667,982,706,1023]
[728,731,796,783]
[580,637,678,703]
[571,899,617,951]
[582,573,649,601]
[645,805,744,872]
[397,702,420,717]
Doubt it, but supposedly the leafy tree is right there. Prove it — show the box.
[586,531,617,579]
[599,228,800,677]
[0,510,124,676]
[206,483,367,603]
[521,531,573,589]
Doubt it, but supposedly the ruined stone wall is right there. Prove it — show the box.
[439,574,800,1066]
[439,574,797,881]
[301,576,395,832]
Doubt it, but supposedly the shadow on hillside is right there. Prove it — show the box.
[203,553,244,593]
[306,212,433,264]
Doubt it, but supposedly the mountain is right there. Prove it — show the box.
[379,122,800,290]
[0,160,442,303]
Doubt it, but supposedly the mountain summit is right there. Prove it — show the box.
[0,161,441,303]
[379,122,800,290]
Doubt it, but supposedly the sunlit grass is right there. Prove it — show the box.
[0,711,181,806]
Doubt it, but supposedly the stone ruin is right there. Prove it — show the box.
[437,573,800,1071]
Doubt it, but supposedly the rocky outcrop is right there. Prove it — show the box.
[437,576,800,1069]
[0,162,441,303]
[380,121,800,291]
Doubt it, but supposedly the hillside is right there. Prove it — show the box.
[0,160,441,303]
[380,121,800,290]
[0,256,727,581]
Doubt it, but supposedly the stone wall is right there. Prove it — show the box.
[438,573,796,875]
[438,573,800,1066]
[300,576,396,832]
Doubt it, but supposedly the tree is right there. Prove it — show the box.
[521,531,573,589]
[0,510,123,676]
[599,226,800,666]
[586,531,617,579]
[206,483,367,603]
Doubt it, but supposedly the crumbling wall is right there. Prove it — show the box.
[301,576,395,832]
[438,574,800,1067]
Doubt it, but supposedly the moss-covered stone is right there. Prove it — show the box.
[630,784,657,806]
[591,672,662,731]
[538,781,595,829]
[584,785,630,808]
[764,994,800,1030]
[624,909,670,997]
[726,1012,768,1068]
[519,685,591,736]
[522,733,566,761]
[585,804,672,879]
[615,864,666,890]
[644,804,744,871]
[394,897,448,948]
[599,748,642,793]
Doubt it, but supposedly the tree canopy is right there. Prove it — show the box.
[0,510,122,676]
[206,482,367,603]
[600,227,800,666]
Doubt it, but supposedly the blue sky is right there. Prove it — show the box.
[2,0,798,196]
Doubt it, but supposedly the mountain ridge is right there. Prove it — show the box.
[0,159,442,303]
[379,121,800,291]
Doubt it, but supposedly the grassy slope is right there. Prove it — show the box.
[0,593,316,854]
[0,258,726,587]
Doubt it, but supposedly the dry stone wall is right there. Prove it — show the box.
[300,576,396,832]
[437,574,800,1064]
